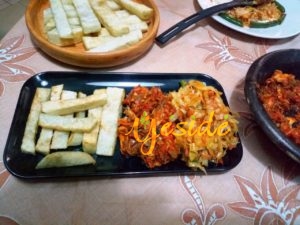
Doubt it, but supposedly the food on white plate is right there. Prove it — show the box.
[219,1,286,28]
[35,151,96,169]
[36,84,64,154]
[42,0,154,52]
[82,89,105,154]
[21,88,51,155]
[96,87,125,156]
[41,92,107,115]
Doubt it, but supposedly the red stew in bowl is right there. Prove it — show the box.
[257,70,300,145]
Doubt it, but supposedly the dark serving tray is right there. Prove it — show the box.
[3,71,243,179]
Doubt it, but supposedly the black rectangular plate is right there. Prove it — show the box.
[3,71,243,179]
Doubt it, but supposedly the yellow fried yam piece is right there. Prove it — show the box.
[39,113,97,132]
[35,151,96,169]
[41,93,107,115]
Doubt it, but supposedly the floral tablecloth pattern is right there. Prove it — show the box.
[0,1,299,224]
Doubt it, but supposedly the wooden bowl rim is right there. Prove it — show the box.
[25,0,160,66]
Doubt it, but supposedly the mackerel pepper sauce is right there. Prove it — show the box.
[118,86,180,168]
[257,70,300,145]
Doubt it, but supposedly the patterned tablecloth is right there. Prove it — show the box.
[0,1,299,224]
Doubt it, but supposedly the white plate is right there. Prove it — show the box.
[197,0,300,39]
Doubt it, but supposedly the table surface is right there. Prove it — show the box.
[0,1,300,224]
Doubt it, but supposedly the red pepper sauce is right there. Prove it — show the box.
[118,86,180,168]
[257,70,300,145]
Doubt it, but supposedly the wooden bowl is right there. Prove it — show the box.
[25,0,159,68]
